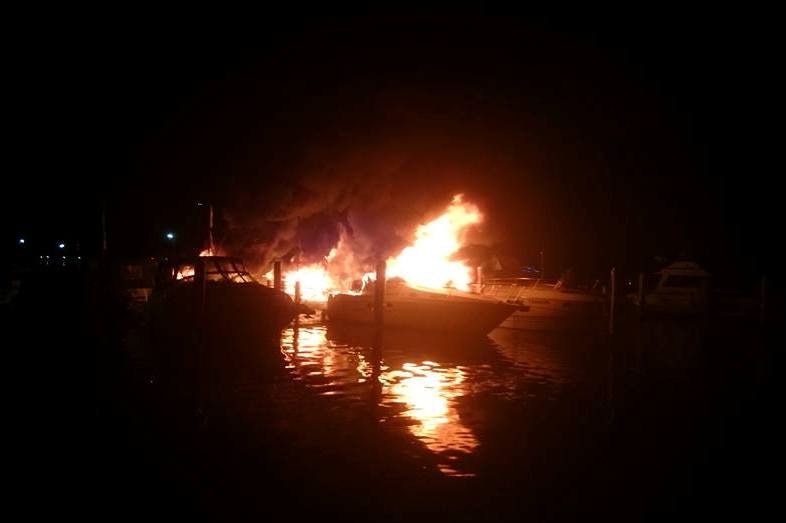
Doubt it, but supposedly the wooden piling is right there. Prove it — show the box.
[637,272,646,319]
[760,275,767,325]
[208,203,214,255]
[374,259,386,328]
[609,267,616,335]
[101,201,108,257]
[540,250,544,278]
[294,280,302,304]
[273,260,282,292]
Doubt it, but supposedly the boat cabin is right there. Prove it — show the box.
[155,256,257,289]
[634,261,711,314]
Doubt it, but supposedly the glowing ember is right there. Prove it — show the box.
[198,248,213,257]
[386,194,482,290]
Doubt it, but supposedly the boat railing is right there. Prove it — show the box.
[480,277,559,288]
[475,276,604,298]
[472,277,555,302]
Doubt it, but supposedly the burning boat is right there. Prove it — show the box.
[326,277,515,334]
[475,276,606,331]
[149,256,309,345]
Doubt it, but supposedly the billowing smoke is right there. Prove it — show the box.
[223,137,498,278]
[211,79,527,279]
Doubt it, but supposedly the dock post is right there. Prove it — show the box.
[609,267,616,335]
[637,272,646,319]
[700,276,710,313]
[540,250,544,278]
[294,280,301,305]
[273,260,282,292]
[101,200,108,258]
[760,275,767,325]
[375,259,386,328]
[208,203,214,255]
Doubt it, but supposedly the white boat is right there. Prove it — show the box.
[473,277,605,331]
[326,278,515,334]
[629,261,710,315]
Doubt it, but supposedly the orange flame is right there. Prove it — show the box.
[175,265,195,280]
[199,246,225,257]
[284,264,336,302]
[386,194,481,291]
[266,194,482,301]
[262,262,338,303]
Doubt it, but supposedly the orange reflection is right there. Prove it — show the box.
[281,327,371,397]
[279,326,479,477]
[382,361,478,476]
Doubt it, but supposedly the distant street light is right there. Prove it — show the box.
[18,238,25,244]
[165,232,175,240]
[58,243,65,249]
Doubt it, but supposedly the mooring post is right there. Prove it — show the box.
[273,260,282,292]
[637,271,646,319]
[208,203,214,255]
[194,259,207,327]
[760,275,767,325]
[474,266,484,294]
[375,259,386,328]
[540,250,544,278]
[194,258,207,405]
[294,280,302,305]
[609,267,616,335]
[101,200,108,258]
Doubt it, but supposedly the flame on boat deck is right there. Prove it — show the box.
[269,194,483,302]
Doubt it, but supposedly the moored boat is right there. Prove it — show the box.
[326,278,515,334]
[475,277,606,331]
[149,256,309,345]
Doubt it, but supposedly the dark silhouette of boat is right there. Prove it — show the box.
[149,256,309,348]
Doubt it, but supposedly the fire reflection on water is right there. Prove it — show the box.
[382,362,478,476]
[280,326,480,477]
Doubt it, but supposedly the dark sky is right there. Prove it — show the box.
[8,14,779,280]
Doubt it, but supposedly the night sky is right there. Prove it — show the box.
[8,14,779,283]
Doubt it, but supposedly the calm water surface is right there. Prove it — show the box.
[98,313,779,520]
[278,323,606,478]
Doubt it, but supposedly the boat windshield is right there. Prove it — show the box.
[662,275,705,289]
[161,258,257,286]
[205,258,257,283]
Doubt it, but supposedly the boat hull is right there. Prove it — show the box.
[326,293,514,334]
[498,309,603,331]
[477,282,605,331]
[150,283,300,344]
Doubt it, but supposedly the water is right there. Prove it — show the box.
[6,269,778,519]
[92,312,782,521]
[278,324,604,478]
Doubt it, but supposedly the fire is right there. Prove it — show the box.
[386,194,481,290]
[263,263,337,303]
[268,194,482,300]
[175,265,195,280]
[284,264,336,302]
[199,247,224,257]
